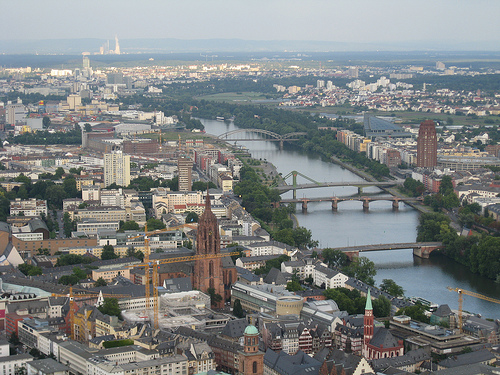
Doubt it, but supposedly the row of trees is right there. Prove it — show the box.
[233,166,317,249]
[417,212,500,280]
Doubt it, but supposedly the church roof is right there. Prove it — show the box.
[369,328,399,349]
[244,325,259,335]
[221,318,247,338]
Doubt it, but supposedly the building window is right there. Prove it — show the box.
[253,361,257,373]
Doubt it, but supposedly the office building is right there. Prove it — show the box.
[417,120,438,168]
[177,157,192,191]
[104,151,131,187]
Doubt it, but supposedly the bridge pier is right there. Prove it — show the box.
[279,140,284,150]
[358,187,363,195]
[362,199,370,211]
[301,201,308,212]
[413,245,442,259]
[392,199,399,210]
[331,199,338,211]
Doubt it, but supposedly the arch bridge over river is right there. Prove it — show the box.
[217,129,307,150]
[327,242,443,259]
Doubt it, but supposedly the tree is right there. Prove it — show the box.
[192,181,216,191]
[146,218,165,231]
[344,257,376,286]
[379,279,404,297]
[54,167,65,179]
[286,280,304,292]
[396,303,430,323]
[207,288,223,307]
[18,263,42,276]
[94,277,107,287]
[42,116,51,129]
[372,295,391,318]
[185,211,198,223]
[9,332,20,346]
[46,185,67,209]
[233,299,245,318]
[98,298,122,318]
[120,221,140,231]
[84,123,92,133]
[101,244,118,260]
[126,247,144,261]
[321,248,349,268]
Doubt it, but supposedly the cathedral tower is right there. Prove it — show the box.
[193,189,224,308]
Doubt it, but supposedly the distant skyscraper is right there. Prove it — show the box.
[436,61,445,70]
[82,55,90,69]
[115,36,121,55]
[177,156,192,191]
[417,120,437,168]
[348,66,359,78]
[104,151,131,187]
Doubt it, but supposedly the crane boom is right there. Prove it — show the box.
[128,250,240,330]
[52,287,130,340]
[128,251,240,268]
[447,287,500,332]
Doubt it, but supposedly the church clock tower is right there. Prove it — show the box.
[193,189,224,308]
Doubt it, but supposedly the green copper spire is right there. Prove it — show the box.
[365,289,373,310]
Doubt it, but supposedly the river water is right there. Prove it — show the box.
[201,118,500,319]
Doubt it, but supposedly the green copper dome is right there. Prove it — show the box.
[244,325,259,335]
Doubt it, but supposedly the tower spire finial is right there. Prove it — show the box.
[205,185,211,210]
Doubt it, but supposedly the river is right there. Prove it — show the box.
[201,118,500,319]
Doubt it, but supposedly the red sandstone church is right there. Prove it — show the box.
[363,289,404,359]
[192,190,236,308]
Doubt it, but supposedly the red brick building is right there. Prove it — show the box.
[417,120,437,168]
[238,325,264,375]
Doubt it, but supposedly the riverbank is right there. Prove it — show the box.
[200,117,500,318]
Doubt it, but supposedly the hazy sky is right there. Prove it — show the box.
[2,0,499,45]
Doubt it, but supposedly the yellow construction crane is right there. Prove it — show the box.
[52,287,130,340]
[126,224,196,242]
[127,250,239,330]
[447,287,500,332]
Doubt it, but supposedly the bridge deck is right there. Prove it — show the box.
[325,242,443,252]
[276,181,403,191]
[280,196,421,203]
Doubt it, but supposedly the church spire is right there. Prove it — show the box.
[205,185,211,210]
[365,288,372,310]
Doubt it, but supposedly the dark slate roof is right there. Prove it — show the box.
[89,335,116,345]
[162,277,192,293]
[370,348,431,371]
[370,328,399,349]
[313,348,368,374]
[438,349,495,369]
[431,363,498,375]
[433,304,453,317]
[264,349,321,375]
[264,267,287,285]
[220,318,247,339]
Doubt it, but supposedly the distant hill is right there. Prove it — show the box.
[0,38,498,55]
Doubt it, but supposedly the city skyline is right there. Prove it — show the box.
[1,0,500,51]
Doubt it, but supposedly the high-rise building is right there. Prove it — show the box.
[82,55,90,69]
[417,120,438,168]
[104,151,131,188]
[177,157,192,191]
[114,36,121,55]
[193,191,224,308]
